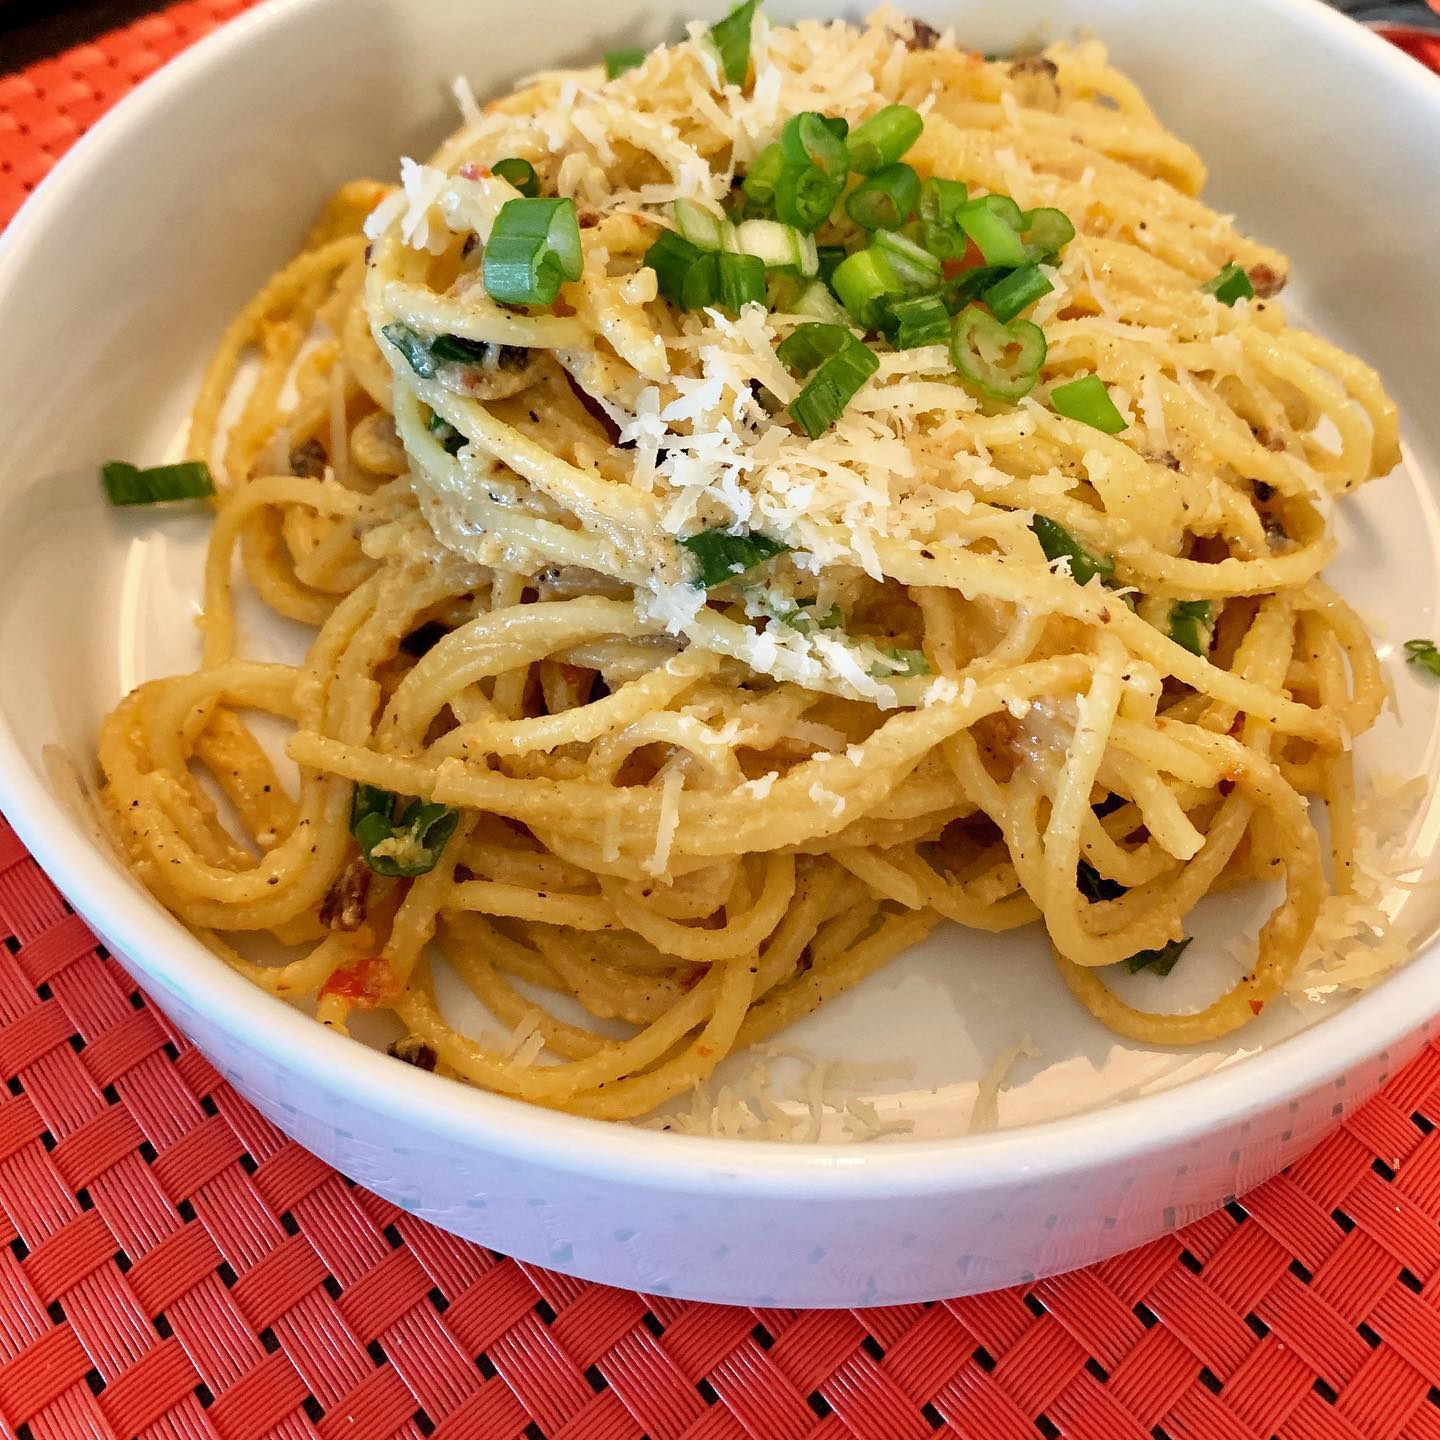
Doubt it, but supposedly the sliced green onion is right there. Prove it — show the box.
[950,307,1046,401]
[1030,514,1114,586]
[766,597,844,634]
[426,409,467,455]
[1078,859,1126,901]
[482,196,583,306]
[741,143,785,213]
[428,332,496,363]
[709,0,760,86]
[680,526,789,588]
[1050,373,1127,434]
[674,198,726,251]
[888,293,950,348]
[775,321,852,373]
[871,227,942,290]
[942,264,1010,312]
[1125,937,1192,976]
[730,218,818,274]
[846,104,924,174]
[492,157,539,197]
[350,784,460,878]
[605,47,647,79]
[1021,206,1075,262]
[917,176,970,259]
[381,322,438,378]
[776,323,879,438]
[982,263,1053,323]
[644,228,707,306]
[775,162,843,232]
[101,459,215,506]
[1169,599,1213,656]
[817,245,847,284]
[869,647,931,678]
[1201,262,1255,306]
[793,280,850,324]
[831,247,906,328]
[956,195,1028,266]
[680,252,720,310]
[780,111,849,178]
[765,271,805,311]
[717,250,766,311]
[845,163,920,231]
[1404,639,1440,678]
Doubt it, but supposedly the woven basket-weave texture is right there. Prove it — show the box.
[5,6,1440,1436]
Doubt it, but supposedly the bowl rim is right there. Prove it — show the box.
[1,0,1438,1197]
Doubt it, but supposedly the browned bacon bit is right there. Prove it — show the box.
[1247,263,1286,298]
[905,17,941,49]
[319,858,371,932]
[289,436,328,478]
[388,1036,438,1070]
[1010,54,1058,78]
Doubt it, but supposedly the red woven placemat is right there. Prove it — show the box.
[6,7,1440,1438]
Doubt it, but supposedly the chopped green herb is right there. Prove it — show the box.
[1404,638,1440,678]
[381,322,439,378]
[774,161,844,231]
[1078,859,1126,902]
[846,104,924,174]
[779,111,849,179]
[1030,514,1114,586]
[716,250,766,312]
[350,784,460,878]
[1049,373,1127,434]
[1201,262,1255,306]
[845,162,920,231]
[869,646,931,678]
[831,246,907,328]
[101,460,215,507]
[492,157,539,196]
[956,194,1028,266]
[1170,599,1213,656]
[426,410,466,455]
[888,293,951,349]
[776,322,880,437]
[761,596,844,634]
[917,176,969,259]
[950,307,1046,401]
[428,332,499,363]
[1124,936,1192,976]
[981,263,1053,323]
[1020,207,1075,263]
[482,196,583,307]
[605,47,647,79]
[709,0,760,85]
[680,527,789,588]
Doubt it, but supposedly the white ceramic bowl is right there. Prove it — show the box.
[1,0,1439,1307]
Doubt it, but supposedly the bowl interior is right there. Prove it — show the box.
[2,0,1440,1146]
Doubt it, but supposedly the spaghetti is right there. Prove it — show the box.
[96,5,1399,1123]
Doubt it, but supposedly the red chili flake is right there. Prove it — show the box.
[1249,1000,1265,1016]
[458,162,492,180]
[320,954,398,1009]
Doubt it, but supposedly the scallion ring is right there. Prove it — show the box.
[949,306,1046,401]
